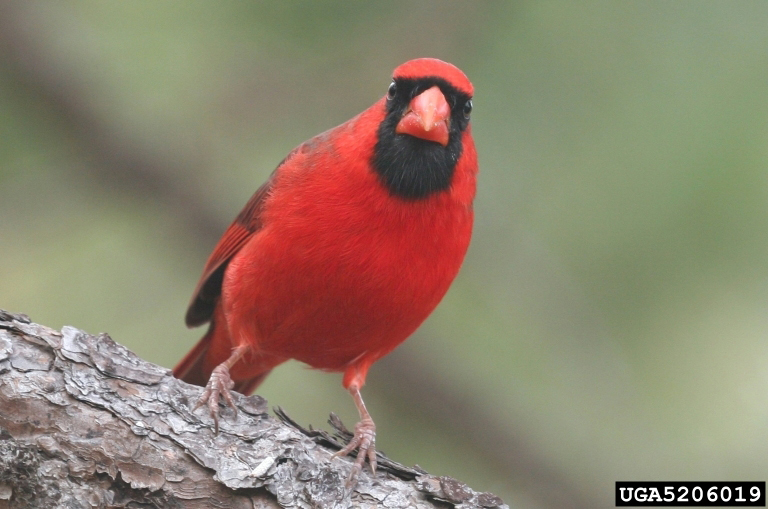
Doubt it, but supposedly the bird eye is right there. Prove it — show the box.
[463,99,473,119]
[387,81,397,100]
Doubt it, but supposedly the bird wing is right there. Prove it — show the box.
[184,170,277,327]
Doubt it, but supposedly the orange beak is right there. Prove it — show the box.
[395,86,451,146]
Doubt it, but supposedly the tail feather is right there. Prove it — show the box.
[174,308,271,395]
[173,324,215,388]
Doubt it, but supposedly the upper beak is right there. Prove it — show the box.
[395,86,451,146]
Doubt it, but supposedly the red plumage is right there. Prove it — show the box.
[175,58,476,482]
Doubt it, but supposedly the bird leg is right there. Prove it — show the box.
[193,344,248,434]
[333,385,377,486]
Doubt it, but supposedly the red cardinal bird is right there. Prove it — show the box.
[174,58,476,482]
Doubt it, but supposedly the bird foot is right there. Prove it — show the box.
[193,363,238,434]
[333,416,377,487]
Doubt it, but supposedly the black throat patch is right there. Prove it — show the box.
[371,77,472,200]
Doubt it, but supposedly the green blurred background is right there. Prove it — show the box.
[2,1,767,507]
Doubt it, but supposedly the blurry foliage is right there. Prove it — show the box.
[2,2,768,507]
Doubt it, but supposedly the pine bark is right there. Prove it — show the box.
[0,310,507,509]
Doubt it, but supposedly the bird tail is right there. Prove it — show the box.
[173,307,271,395]
[173,323,216,388]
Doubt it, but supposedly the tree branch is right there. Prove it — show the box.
[0,310,508,509]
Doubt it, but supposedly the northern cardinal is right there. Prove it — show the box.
[175,58,476,483]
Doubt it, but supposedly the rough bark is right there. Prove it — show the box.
[0,310,508,509]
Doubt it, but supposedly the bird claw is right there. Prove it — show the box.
[333,416,376,487]
[193,363,237,434]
